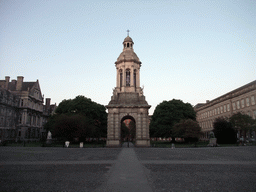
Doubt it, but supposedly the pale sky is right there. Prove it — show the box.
[1,0,255,115]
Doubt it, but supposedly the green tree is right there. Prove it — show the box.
[150,99,196,141]
[51,114,90,141]
[173,119,203,143]
[213,117,237,144]
[45,95,107,141]
[229,112,256,139]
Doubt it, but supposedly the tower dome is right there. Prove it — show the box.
[123,36,133,43]
[115,36,141,65]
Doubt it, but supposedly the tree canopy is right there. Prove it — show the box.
[229,112,256,138]
[172,119,203,143]
[213,117,237,144]
[45,95,107,141]
[150,99,196,138]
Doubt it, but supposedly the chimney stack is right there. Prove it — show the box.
[5,76,10,90]
[46,98,51,108]
[16,76,24,91]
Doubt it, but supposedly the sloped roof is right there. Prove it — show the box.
[8,82,36,91]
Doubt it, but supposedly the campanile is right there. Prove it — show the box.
[106,34,151,147]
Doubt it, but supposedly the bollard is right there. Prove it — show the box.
[80,142,83,148]
[172,143,175,149]
[65,141,70,148]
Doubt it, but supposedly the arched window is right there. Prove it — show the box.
[126,69,130,86]
[134,69,136,88]
[127,43,129,47]
[120,70,123,87]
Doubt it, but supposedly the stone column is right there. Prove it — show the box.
[116,68,119,87]
[146,114,150,139]
[123,65,125,88]
[131,65,134,87]
[142,113,147,139]
[137,69,140,88]
[114,113,120,140]
[137,113,142,139]
[107,113,114,140]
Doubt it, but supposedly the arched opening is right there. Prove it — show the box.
[126,69,130,86]
[119,69,123,87]
[121,115,136,143]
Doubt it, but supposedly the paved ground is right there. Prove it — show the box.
[0,146,255,192]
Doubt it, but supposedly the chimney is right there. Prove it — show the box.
[46,98,51,109]
[16,76,24,91]
[206,100,210,103]
[5,76,10,90]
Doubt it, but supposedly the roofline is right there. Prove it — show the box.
[115,59,141,65]
[195,80,256,111]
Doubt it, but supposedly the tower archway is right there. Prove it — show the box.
[121,115,136,142]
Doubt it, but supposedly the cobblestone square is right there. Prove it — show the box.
[0,146,255,192]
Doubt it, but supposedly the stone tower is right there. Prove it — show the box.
[106,35,151,147]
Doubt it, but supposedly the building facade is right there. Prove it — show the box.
[0,76,56,141]
[0,87,19,141]
[106,35,151,147]
[195,80,256,140]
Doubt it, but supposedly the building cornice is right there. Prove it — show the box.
[195,80,256,111]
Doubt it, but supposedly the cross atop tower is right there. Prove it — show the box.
[127,29,130,36]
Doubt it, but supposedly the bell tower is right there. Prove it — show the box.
[106,34,151,147]
[115,35,142,93]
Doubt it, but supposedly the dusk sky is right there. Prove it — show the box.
[1,0,255,115]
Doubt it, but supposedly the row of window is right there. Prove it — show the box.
[200,110,256,130]
[0,94,19,105]
[25,114,42,126]
[232,96,255,110]
[199,104,231,120]
[198,95,255,120]
[0,117,14,127]
[24,128,40,138]
[20,99,43,111]
[0,107,15,116]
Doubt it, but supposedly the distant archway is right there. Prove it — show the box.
[121,115,136,142]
